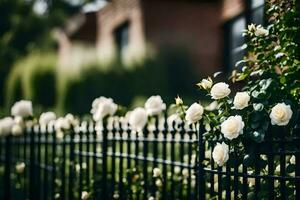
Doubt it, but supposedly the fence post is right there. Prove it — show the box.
[197,122,205,200]
[4,135,12,200]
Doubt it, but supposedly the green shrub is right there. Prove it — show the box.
[5,52,57,112]
[60,48,199,115]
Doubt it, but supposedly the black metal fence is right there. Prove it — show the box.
[0,116,299,200]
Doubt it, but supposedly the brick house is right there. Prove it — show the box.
[55,0,264,77]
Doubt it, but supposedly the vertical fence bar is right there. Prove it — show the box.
[92,122,98,199]
[51,124,57,200]
[111,122,117,198]
[179,122,185,200]
[170,122,176,200]
[187,125,193,200]
[279,127,286,200]
[79,124,83,198]
[242,163,248,199]
[44,125,49,200]
[209,140,215,198]
[36,126,41,199]
[268,134,274,200]
[151,117,159,197]
[86,122,91,191]
[118,122,124,200]
[217,166,222,200]
[233,152,239,200]
[225,144,231,200]
[61,132,66,200]
[68,127,75,200]
[142,124,149,200]
[126,124,132,199]
[134,125,140,199]
[29,126,36,200]
[198,122,205,200]
[162,115,168,200]
[101,120,108,199]
[4,135,12,200]
[23,127,28,199]
[254,145,261,200]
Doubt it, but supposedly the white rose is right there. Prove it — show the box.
[12,124,23,136]
[145,95,166,116]
[212,142,229,166]
[221,115,245,140]
[55,117,71,131]
[198,77,213,89]
[210,82,231,99]
[255,25,269,36]
[290,156,295,165]
[14,116,24,126]
[182,168,189,177]
[0,117,14,136]
[174,166,181,174]
[270,103,293,126]
[65,113,79,126]
[15,162,25,174]
[91,97,117,121]
[233,92,250,110]
[185,103,204,124]
[129,107,148,132]
[167,114,182,129]
[11,100,33,117]
[205,101,218,111]
[81,191,89,200]
[153,167,161,177]
[155,179,162,187]
[39,112,56,126]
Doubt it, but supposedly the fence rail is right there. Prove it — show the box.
[0,117,300,200]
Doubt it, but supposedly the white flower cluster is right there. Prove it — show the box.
[247,24,269,37]
[89,95,166,132]
[185,103,204,125]
[0,100,34,137]
[0,81,294,171]
[39,112,56,126]
[91,97,118,121]
[197,78,294,166]
[11,100,33,118]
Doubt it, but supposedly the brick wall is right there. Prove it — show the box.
[96,0,146,65]
[57,0,245,76]
[143,1,223,77]
[221,0,245,21]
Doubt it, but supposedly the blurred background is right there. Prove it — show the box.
[0,0,265,116]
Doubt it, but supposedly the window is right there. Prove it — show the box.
[224,0,265,71]
[114,21,130,61]
[251,0,265,24]
[225,15,246,71]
